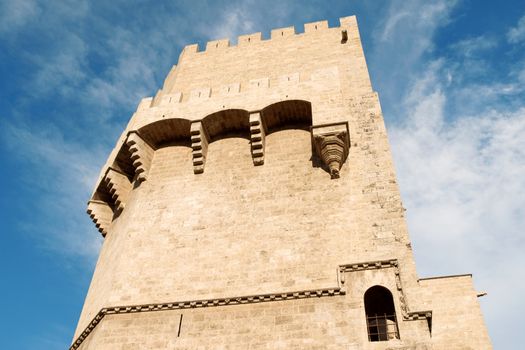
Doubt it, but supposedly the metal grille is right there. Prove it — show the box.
[366,313,400,341]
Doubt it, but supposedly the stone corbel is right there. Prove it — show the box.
[312,122,350,179]
[190,121,209,174]
[126,132,155,183]
[249,111,266,166]
[86,200,114,237]
[104,168,132,212]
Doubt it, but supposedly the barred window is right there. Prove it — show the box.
[364,285,400,341]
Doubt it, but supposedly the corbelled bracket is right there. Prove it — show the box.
[104,168,133,212]
[190,121,209,174]
[87,200,114,237]
[312,122,350,179]
[249,111,266,165]
[126,132,155,183]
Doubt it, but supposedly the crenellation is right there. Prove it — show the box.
[221,82,240,95]
[270,26,296,39]
[162,64,178,92]
[190,87,211,101]
[180,16,357,61]
[339,15,357,28]
[158,92,182,106]
[75,15,491,350]
[249,77,269,90]
[150,89,164,107]
[205,38,230,51]
[136,97,153,111]
[182,43,199,55]
[237,32,262,46]
[279,72,300,85]
[304,20,329,33]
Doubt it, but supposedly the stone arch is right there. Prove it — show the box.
[201,109,250,141]
[190,109,250,174]
[364,285,400,342]
[260,99,312,133]
[136,117,192,148]
[246,100,312,166]
[89,117,192,229]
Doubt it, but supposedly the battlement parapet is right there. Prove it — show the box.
[270,26,295,39]
[178,16,357,57]
[147,65,343,110]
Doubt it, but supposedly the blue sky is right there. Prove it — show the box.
[1,0,524,348]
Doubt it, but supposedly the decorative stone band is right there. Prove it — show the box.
[249,112,266,165]
[86,200,113,237]
[70,259,432,349]
[69,287,345,350]
[104,168,132,213]
[190,121,209,174]
[311,122,350,178]
[126,132,155,183]
[339,259,432,322]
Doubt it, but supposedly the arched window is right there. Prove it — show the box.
[364,285,400,341]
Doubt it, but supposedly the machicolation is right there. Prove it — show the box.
[74,15,491,350]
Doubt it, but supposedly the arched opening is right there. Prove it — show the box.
[137,118,191,148]
[261,100,312,133]
[201,109,250,141]
[200,109,251,171]
[364,285,400,341]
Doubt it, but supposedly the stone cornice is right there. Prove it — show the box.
[70,259,432,349]
[70,287,344,349]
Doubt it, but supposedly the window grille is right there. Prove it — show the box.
[366,313,399,341]
[364,285,400,342]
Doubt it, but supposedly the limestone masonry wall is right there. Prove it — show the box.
[73,15,491,349]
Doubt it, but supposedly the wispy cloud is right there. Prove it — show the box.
[507,13,525,44]
[1,121,103,260]
[31,33,88,98]
[389,64,525,344]
[450,35,498,57]
[0,0,40,34]
[2,1,524,348]
[369,0,458,118]
[211,5,256,41]
[379,4,525,346]
[2,0,303,267]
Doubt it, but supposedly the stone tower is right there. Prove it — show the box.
[72,16,491,349]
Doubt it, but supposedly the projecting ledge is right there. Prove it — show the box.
[311,122,350,178]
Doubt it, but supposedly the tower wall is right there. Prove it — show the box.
[73,16,491,349]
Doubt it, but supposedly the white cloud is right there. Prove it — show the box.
[363,1,525,347]
[507,14,525,44]
[380,10,411,41]
[211,6,256,41]
[0,0,40,34]
[32,33,88,98]
[450,35,498,57]
[389,56,525,350]
[207,0,298,43]
[1,121,103,260]
[370,0,458,116]
[3,1,523,347]
[3,0,284,267]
